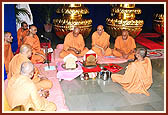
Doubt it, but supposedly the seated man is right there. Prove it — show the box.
[91,25,112,56]
[4,31,14,74]
[17,21,29,48]
[111,48,153,96]
[59,27,89,58]
[8,44,53,91]
[23,25,46,64]
[6,61,56,111]
[112,30,136,59]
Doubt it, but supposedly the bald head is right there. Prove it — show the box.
[20,61,34,78]
[20,44,32,58]
[4,31,13,43]
[97,25,104,36]
[73,27,80,37]
[29,25,37,35]
[122,30,129,40]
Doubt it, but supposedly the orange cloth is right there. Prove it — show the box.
[4,43,14,74]
[4,94,11,111]
[23,35,45,64]
[59,32,89,58]
[6,74,56,111]
[8,53,52,90]
[113,35,136,59]
[111,57,153,96]
[17,28,29,48]
[91,31,112,56]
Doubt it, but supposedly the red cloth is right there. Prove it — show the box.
[82,65,101,73]
[40,42,51,48]
[104,63,123,73]
[14,47,20,55]
[40,42,51,62]
[135,33,164,49]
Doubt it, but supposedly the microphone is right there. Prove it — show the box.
[41,35,50,41]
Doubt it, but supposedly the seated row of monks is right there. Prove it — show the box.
[5,22,136,75]
[59,25,136,59]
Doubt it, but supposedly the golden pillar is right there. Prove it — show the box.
[106,4,144,38]
[53,4,92,39]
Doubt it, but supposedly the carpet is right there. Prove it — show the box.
[35,63,69,111]
[147,49,164,59]
[135,33,164,50]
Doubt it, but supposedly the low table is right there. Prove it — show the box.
[57,62,83,81]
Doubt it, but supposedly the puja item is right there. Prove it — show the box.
[101,70,109,81]
[63,54,77,69]
[84,73,89,80]
[83,50,97,67]
[97,72,102,79]
[104,63,123,73]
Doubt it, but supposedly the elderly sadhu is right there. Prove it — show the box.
[111,48,153,96]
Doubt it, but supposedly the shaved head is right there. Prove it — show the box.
[97,25,104,36]
[97,25,104,30]
[20,44,32,58]
[20,44,31,53]
[29,25,37,35]
[73,27,80,37]
[20,61,34,78]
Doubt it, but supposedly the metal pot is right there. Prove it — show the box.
[101,71,111,81]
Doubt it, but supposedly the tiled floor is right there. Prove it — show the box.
[59,43,165,112]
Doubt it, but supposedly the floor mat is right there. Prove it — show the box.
[135,33,164,50]
[35,63,69,111]
[147,49,164,59]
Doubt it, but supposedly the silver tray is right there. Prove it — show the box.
[61,64,78,70]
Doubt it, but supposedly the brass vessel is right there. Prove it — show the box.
[53,4,92,39]
[106,4,144,38]
[153,13,164,35]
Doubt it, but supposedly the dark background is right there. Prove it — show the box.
[30,4,164,32]
[29,4,164,49]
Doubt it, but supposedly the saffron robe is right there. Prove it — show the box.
[4,43,14,74]
[23,35,45,64]
[111,57,153,96]
[91,31,112,56]
[17,28,29,48]
[6,74,56,111]
[113,35,136,59]
[59,32,89,58]
[8,53,52,90]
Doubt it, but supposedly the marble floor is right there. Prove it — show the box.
[59,44,165,112]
